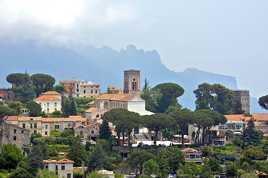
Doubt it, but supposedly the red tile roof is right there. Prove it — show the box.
[35,91,61,102]
[43,159,74,164]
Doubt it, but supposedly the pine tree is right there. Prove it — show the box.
[99,120,112,140]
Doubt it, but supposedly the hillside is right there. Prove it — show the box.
[0,40,240,110]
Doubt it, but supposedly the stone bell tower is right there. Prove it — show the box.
[123,70,141,94]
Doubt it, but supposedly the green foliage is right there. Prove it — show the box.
[99,120,112,140]
[0,105,16,118]
[0,144,23,170]
[62,96,77,116]
[143,113,175,144]
[7,101,24,115]
[243,120,263,147]
[26,101,42,117]
[86,172,106,178]
[8,167,33,178]
[28,142,48,174]
[6,73,31,87]
[88,144,109,171]
[177,163,204,178]
[75,97,94,113]
[53,84,65,94]
[143,159,159,176]
[169,108,194,145]
[103,109,140,146]
[142,83,184,113]
[31,74,55,96]
[127,150,155,175]
[242,146,266,161]
[194,83,234,114]
[158,147,184,175]
[36,169,57,178]
[68,138,87,167]
[259,95,268,110]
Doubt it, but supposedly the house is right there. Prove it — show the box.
[95,93,153,117]
[252,113,268,137]
[35,91,62,114]
[181,148,202,163]
[5,116,87,136]
[43,159,74,178]
[74,122,100,141]
[0,119,30,155]
[60,80,100,98]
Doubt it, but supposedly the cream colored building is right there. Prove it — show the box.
[43,159,74,178]
[60,80,100,98]
[35,91,62,114]
[6,116,87,136]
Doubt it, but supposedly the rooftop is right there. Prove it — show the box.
[96,93,136,102]
[224,114,251,122]
[35,91,61,102]
[43,159,74,164]
[6,116,87,123]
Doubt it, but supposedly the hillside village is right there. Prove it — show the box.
[1,70,268,178]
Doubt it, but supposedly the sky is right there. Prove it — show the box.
[0,0,267,97]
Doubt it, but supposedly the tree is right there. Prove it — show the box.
[0,105,16,118]
[68,138,87,167]
[127,150,155,176]
[6,73,31,88]
[158,147,184,177]
[103,109,140,146]
[143,159,159,177]
[99,120,112,140]
[192,109,226,145]
[87,144,108,171]
[7,73,35,102]
[194,83,234,114]
[26,101,42,117]
[36,169,57,178]
[142,83,184,113]
[243,119,263,147]
[31,74,55,96]
[9,167,34,178]
[259,95,268,110]
[62,97,77,116]
[0,144,23,170]
[170,108,194,146]
[143,113,175,145]
[28,142,48,174]
[7,101,24,115]
[53,84,65,94]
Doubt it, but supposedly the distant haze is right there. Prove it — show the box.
[0,0,267,97]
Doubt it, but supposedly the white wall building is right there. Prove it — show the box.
[43,159,74,178]
[35,91,62,114]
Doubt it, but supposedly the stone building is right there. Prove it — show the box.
[123,70,141,94]
[232,90,250,114]
[0,119,30,154]
[60,80,100,98]
[43,159,74,178]
[74,122,100,141]
[35,91,62,114]
[6,116,87,137]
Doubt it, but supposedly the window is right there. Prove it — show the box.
[22,123,26,128]
[61,165,65,170]
[45,131,48,136]
[91,90,93,94]
[13,136,16,141]
[67,174,72,178]
[45,165,48,169]
[14,129,17,134]
[21,130,24,134]
[30,124,33,129]
[34,130,37,134]
[45,125,48,129]
[91,130,95,134]
[84,90,86,94]
[34,123,37,128]
[55,125,60,129]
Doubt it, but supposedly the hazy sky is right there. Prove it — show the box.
[0,0,267,97]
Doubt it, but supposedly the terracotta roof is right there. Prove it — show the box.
[181,148,200,153]
[0,91,8,98]
[35,91,61,102]
[43,159,74,164]
[224,115,251,122]
[6,116,86,123]
[85,107,97,113]
[253,113,268,122]
[96,93,135,101]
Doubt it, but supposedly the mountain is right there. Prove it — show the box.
[0,40,255,111]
